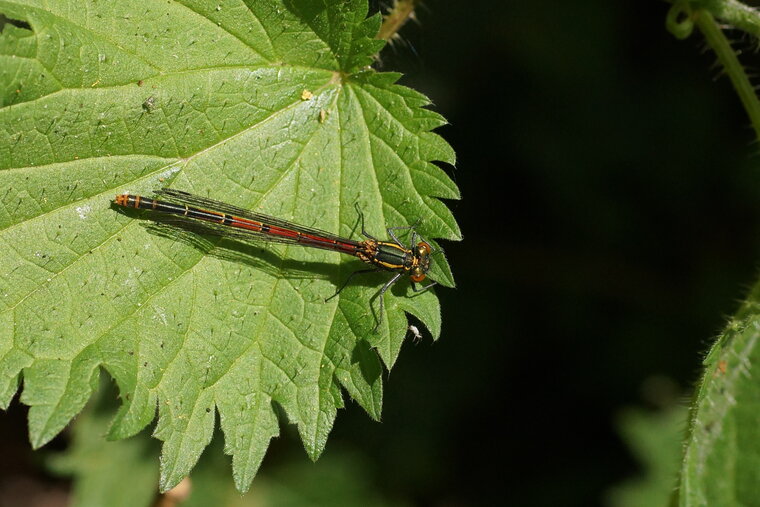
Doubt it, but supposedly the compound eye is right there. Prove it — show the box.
[411,272,426,283]
[417,242,431,255]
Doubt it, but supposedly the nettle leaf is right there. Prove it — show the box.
[0,0,460,493]
[679,284,760,505]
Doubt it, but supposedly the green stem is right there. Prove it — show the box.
[693,0,760,37]
[693,8,760,140]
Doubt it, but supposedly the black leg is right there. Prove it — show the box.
[411,280,438,293]
[386,225,414,247]
[325,268,378,302]
[354,202,377,240]
[372,272,403,332]
[386,218,421,247]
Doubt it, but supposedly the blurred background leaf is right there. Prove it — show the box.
[46,375,159,507]
[606,400,687,507]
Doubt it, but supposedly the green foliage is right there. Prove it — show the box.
[680,296,760,505]
[666,1,760,504]
[50,375,400,507]
[606,405,686,507]
[185,436,404,507]
[47,375,160,507]
[0,0,460,493]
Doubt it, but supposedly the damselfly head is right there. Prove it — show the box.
[410,241,433,282]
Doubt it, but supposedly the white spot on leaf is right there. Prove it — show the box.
[76,205,91,219]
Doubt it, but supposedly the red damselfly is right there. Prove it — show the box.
[114,188,437,330]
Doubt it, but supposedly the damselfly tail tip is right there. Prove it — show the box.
[114,194,130,207]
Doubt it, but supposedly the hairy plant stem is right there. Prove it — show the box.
[377,0,421,41]
[669,1,760,140]
[692,0,760,37]
[693,8,760,140]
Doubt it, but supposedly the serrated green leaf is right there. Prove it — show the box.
[0,0,459,493]
[678,282,760,505]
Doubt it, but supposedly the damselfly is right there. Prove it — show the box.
[113,188,437,330]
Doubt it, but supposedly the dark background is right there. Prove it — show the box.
[333,1,760,506]
[3,1,760,506]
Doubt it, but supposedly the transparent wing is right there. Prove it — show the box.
[151,188,362,253]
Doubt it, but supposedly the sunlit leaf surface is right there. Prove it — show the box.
[0,0,460,492]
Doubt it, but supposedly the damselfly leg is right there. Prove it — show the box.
[371,272,403,333]
[325,268,378,302]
